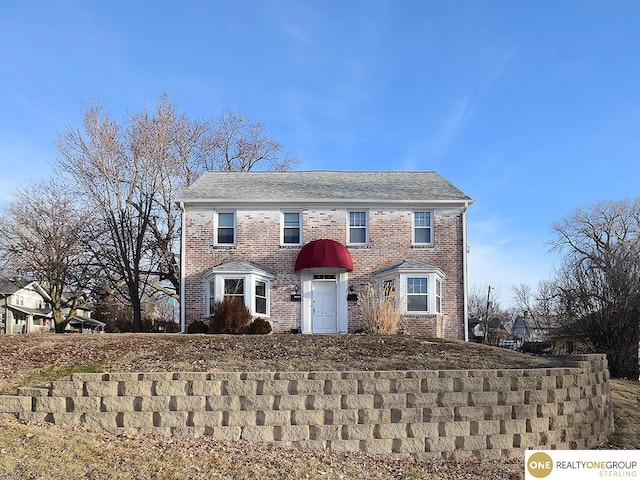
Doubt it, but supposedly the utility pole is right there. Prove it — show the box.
[483,286,492,344]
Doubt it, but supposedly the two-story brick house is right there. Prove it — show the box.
[177,171,472,338]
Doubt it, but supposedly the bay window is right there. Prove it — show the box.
[373,260,444,315]
[204,259,274,317]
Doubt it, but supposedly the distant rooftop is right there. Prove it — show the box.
[176,171,472,204]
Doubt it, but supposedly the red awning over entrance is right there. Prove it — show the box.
[294,239,354,272]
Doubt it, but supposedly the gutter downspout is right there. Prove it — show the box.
[179,201,186,334]
[463,201,470,342]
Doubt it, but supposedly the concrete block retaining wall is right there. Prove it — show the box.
[0,354,613,459]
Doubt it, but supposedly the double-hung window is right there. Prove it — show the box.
[224,278,244,301]
[217,212,235,245]
[407,277,428,312]
[348,211,368,245]
[282,211,301,245]
[209,282,216,315]
[413,211,433,245]
[255,281,267,315]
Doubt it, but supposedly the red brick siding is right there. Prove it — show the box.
[183,207,466,339]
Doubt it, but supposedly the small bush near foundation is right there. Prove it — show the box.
[357,283,403,334]
[209,297,251,334]
[186,320,209,334]
[246,317,272,335]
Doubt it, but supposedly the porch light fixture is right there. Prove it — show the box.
[347,285,358,302]
[290,284,301,302]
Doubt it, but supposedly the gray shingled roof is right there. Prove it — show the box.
[176,171,472,204]
[0,280,21,295]
[201,258,276,278]
[373,259,445,276]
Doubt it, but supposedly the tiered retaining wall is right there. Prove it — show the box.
[0,354,613,459]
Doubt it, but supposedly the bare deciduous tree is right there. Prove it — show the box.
[205,109,298,172]
[511,279,567,336]
[55,94,297,332]
[552,198,640,378]
[57,100,173,332]
[0,180,99,332]
[468,284,508,343]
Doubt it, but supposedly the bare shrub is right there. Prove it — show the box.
[209,298,251,334]
[357,283,403,334]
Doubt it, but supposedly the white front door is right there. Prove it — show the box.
[312,280,337,333]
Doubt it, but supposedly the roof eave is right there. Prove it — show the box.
[177,198,473,207]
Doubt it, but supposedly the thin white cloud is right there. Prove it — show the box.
[11,92,58,127]
[403,45,518,165]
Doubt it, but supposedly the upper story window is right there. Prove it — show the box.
[216,212,235,245]
[413,211,433,245]
[282,211,301,245]
[348,211,368,245]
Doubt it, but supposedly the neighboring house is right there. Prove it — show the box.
[546,320,594,355]
[66,309,105,333]
[510,315,531,342]
[468,317,509,344]
[510,312,549,343]
[177,171,473,338]
[0,280,53,334]
[0,279,102,334]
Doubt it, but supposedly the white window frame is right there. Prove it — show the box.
[208,281,216,316]
[348,210,368,245]
[281,210,302,246]
[207,273,271,318]
[255,280,267,315]
[215,211,236,246]
[413,211,434,246]
[223,278,245,301]
[406,276,429,313]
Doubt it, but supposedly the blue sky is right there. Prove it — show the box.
[1,0,639,306]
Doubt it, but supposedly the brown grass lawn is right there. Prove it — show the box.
[0,333,638,480]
